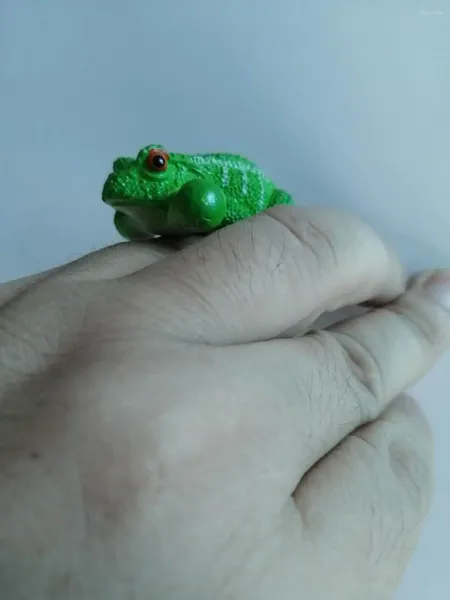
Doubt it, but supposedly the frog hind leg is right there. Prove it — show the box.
[269,189,295,208]
[113,211,151,242]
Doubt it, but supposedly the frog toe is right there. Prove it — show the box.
[113,211,150,242]
[269,189,294,207]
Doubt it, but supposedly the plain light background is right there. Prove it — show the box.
[1,0,449,596]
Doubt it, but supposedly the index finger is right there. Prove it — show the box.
[127,206,406,345]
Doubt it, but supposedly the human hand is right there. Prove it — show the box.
[1,206,448,600]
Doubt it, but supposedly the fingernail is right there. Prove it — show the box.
[412,269,450,311]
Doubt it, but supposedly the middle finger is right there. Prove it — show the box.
[217,272,449,497]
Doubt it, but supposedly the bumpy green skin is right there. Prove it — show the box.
[102,145,294,240]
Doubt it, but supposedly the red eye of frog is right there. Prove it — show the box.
[147,148,170,172]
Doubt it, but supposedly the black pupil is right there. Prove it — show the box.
[152,155,166,169]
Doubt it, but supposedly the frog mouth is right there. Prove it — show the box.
[104,198,142,208]
[100,173,125,203]
[104,198,168,210]
[102,173,168,208]
[101,177,147,208]
[102,194,169,224]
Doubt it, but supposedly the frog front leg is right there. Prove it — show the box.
[167,180,227,234]
[113,211,151,242]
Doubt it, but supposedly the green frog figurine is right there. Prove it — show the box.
[102,145,294,240]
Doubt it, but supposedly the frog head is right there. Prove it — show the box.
[102,145,193,208]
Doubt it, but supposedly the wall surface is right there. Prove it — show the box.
[1,1,449,597]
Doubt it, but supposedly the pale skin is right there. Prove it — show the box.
[0,205,449,600]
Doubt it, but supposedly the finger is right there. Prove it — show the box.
[0,244,161,302]
[42,237,202,281]
[265,269,449,482]
[293,395,433,584]
[327,268,450,409]
[208,270,449,498]
[298,269,449,472]
[55,241,177,280]
[0,268,62,305]
[127,206,405,344]
[0,240,186,391]
[0,238,199,305]
[278,304,369,338]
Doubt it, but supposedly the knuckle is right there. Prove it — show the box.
[0,307,52,389]
[388,440,434,516]
[370,443,433,568]
[390,297,448,348]
[315,330,384,422]
[265,209,339,272]
[0,280,100,391]
[346,430,432,567]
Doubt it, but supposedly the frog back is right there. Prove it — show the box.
[180,152,275,224]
